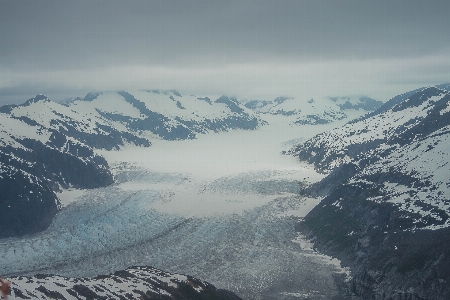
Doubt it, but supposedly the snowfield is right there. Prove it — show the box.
[1,115,356,299]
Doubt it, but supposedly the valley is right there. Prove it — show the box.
[2,86,449,299]
[1,112,356,299]
[2,2,449,299]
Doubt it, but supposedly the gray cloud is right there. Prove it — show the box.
[1,0,449,104]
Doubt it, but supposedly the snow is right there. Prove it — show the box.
[356,126,450,222]
[56,188,86,207]
[250,95,370,127]
[102,126,322,179]
[129,90,231,122]
[11,99,103,135]
[0,114,51,148]
[93,114,329,218]
[440,101,450,115]
[75,91,142,118]
[7,266,201,300]
[1,113,352,299]
[293,89,450,231]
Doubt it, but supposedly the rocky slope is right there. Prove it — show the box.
[5,266,241,299]
[0,91,263,238]
[289,85,450,299]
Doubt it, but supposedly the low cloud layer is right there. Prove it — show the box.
[1,0,449,104]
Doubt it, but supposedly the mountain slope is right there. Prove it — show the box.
[0,108,114,238]
[289,86,450,299]
[289,86,450,225]
[6,266,242,300]
[74,90,262,141]
[0,91,262,238]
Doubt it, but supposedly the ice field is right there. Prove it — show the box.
[0,116,352,299]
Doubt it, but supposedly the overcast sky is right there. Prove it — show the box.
[1,0,449,104]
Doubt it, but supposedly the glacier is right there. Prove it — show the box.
[0,115,355,299]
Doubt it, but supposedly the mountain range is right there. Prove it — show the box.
[0,90,377,239]
[0,90,265,238]
[3,84,450,298]
[241,95,382,125]
[288,84,450,299]
[0,89,382,299]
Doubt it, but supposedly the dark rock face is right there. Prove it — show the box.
[50,118,151,150]
[300,184,450,300]
[215,96,244,114]
[291,86,450,299]
[82,92,103,102]
[0,137,113,238]
[0,165,58,238]
[7,266,243,300]
[243,99,272,110]
[20,138,112,189]
[176,115,261,134]
[337,96,383,111]
[294,110,347,125]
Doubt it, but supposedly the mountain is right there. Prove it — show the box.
[0,88,383,237]
[241,95,383,125]
[0,90,384,239]
[0,91,263,239]
[3,90,263,147]
[6,266,241,300]
[288,86,450,299]
[0,98,114,238]
[80,90,262,141]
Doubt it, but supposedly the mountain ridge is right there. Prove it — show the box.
[0,87,400,298]
[289,85,450,299]
[0,89,382,239]
[5,266,242,300]
[0,90,265,239]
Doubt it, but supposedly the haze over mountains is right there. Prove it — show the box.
[0,90,379,239]
[1,84,449,299]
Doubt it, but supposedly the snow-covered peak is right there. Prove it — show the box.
[242,95,383,125]
[0,89,264,148]
[290,86,450,229]
[23,94,50,106]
